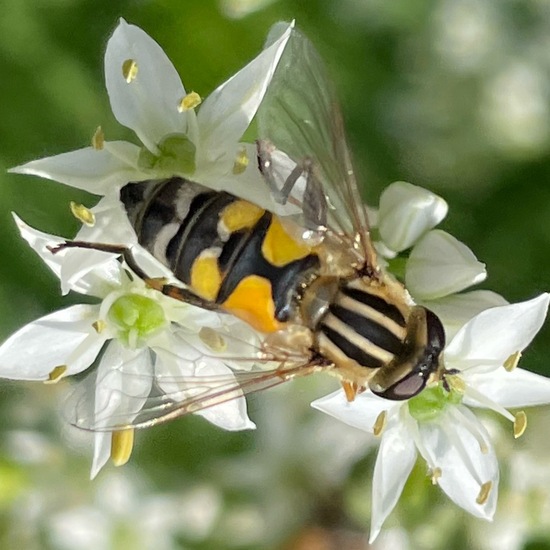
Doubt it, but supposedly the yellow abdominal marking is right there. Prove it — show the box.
[178,91,202,112]
[222,275,282,333]
[92,126,104,150]
[111,429,135,467]
[44,365,67,384]
[190,254,222,302]
[221,200,264,233]
[122,59,138,83]
[262,217,312,267]
[70,201,95,227]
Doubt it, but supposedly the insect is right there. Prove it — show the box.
[58,25,446,431]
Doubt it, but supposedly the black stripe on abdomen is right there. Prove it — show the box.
[319,324,384,369]
[341,287,406,327]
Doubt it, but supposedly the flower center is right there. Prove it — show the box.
[108,294,167,346]
[138,133,196,175]
[407,383,462,423]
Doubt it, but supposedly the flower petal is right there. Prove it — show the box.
[93,341,153,430]
[424,290,508,341]
[153,335,255,431]
[14,213,124,297]
[378,181,448,253]
[0,304,104,380]
[464,367,550,409]
[91,431,111,480]
[446,294,550,373]
[9,141,144,195]
[369,417,417,543]
[311,389,393,433]
[197,22,293,162]
[418,406,498,520]
[104,19,187,152]
[406,230,486,300]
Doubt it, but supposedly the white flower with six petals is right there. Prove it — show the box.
[313,293,550,542]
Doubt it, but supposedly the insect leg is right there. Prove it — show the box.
[48,241,217,310]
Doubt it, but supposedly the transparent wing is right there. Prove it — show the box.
[65,359,324,432]
[257,24,377,269]
[63,322,321,432]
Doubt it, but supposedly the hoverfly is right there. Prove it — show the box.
[59,25,445,431]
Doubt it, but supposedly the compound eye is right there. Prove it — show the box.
[371,371,428,401]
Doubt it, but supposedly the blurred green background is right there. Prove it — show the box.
[1,0,550,549]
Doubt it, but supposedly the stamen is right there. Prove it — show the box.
[514,411,527,438]
[341,380,358,402]
[92,126,104,150]
[199,327,227,352]
[445,374,466,394]
[373,410,387,437]
[476,481,492,505]
[178,91,202,112]
[452,406,490,454]
[504,351,522,372]
[110,429,134,467]
[70,201,95,227]
[122,59,138,83]
[430,467,442,485]
[232,147,249,175]
[44,365,67,384]
[463,383,515,423]
[92,320,106,333]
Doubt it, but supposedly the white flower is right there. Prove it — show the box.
[0,215,260,478]
[312,293,550,542]
[10,19,293,227]
[374,181,508,339]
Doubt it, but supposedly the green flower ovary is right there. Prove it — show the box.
[407,383,463,423]
[138,133,196,174]
[108,294,167,344]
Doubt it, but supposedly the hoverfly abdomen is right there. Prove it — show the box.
[120,177,320,333]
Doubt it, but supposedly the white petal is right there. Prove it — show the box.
[424,290,508,342]
[446,294,550,373]
[105,19,187,152]
[194,362,255,431]
[13,213,124,297]
[418,406,498,519]
[91,432,111,480]
[9,141,144,195]
[311,389,395,434]
[369,419,417,543]
[93,341,153,429]
[406,230,486,300]
[197,22,293,161]
[153,339,255,431]
[464,367,550,409]
[0,305,104,380]
[378,181,448,253]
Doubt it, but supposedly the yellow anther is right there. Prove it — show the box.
[122,59,138,83]
[92,320,107,333]
[92,126,104,150]
[514,411,527,438]
[476,481,492,505]
[232,147,249,175]
[446,374,466,393]
[178,91,202,112]
[199,327,227,352]
[110,429,135,467]
[70,201,95,227]
[44,365,67,384]
[504,351,522,372]
[430,467,442,485]
[373,410,387,437]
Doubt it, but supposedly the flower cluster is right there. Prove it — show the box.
[2,18,550,545]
